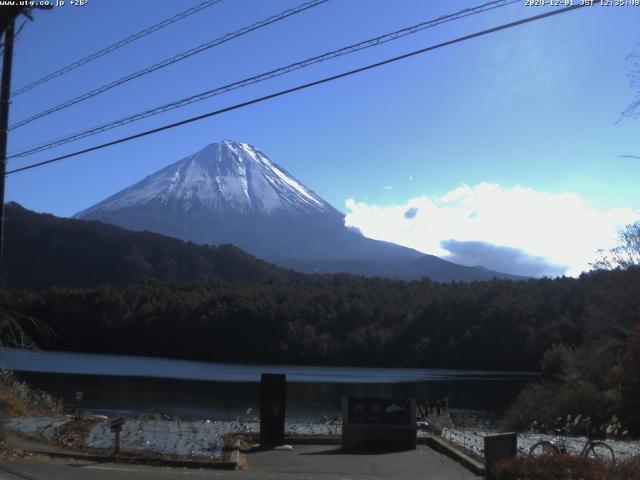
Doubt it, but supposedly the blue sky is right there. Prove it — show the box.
[4,0,640,276]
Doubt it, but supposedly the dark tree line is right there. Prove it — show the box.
[3,267,639,373]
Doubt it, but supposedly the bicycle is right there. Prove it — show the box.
[528,417,616,465]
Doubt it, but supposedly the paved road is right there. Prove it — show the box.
[1,445,480,479]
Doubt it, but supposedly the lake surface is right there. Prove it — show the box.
[0,348,536,427]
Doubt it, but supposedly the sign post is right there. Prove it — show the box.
[260,373,286,448]
[74,391,83,419]
[110,418,125,456]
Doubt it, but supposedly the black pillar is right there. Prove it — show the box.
[260,373,286,448]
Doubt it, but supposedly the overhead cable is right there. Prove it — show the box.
[11,0,225,96]
[5,3,589,176]
[9,0,518,159]
[9,0,330,129]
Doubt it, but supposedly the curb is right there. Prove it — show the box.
[285,435,341,445]
[425,435,485,476]
[2,447,239,470]
[242,433,341,446]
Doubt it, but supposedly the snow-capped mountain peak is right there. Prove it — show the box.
[73,139,518,281]
[76,140,339,218]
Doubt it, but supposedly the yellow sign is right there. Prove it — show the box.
[75,391,83,401]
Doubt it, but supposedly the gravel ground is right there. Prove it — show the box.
[441,427,640,460]
[3,417,72,441]
[85,418,225,458]
[11,416,636,462]
[3,416,342,459]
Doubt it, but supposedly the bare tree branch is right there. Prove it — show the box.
[592,221,640,270]
[618,45,640,122]
[0,307,55,349]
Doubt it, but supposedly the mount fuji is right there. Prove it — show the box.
[76,140,519,281]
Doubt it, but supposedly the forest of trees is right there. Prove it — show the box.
[3,267,638,373]
[5,266,639,432]
[503,224,640,434]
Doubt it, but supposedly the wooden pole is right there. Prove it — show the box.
[0,21,15,289]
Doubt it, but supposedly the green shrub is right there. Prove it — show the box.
[614,324,640,434]
[503,339,622,434]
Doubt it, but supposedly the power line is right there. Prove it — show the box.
[11,0,224,97]
[9,0,330,130]
[9,0,519,160]
[14,19,27,40]
[0,20,27,55]
[5,3,588,176]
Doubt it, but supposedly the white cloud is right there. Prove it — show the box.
[382,185,393,191]
[344,183,640,277]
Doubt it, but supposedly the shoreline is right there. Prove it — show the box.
[0,348,539,383]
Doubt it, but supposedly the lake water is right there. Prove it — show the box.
[0,348,536,428]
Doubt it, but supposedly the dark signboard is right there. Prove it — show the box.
[347,397,411,425]
[109,418,125,432]
[484,433,517,480]
[260,373,286,448]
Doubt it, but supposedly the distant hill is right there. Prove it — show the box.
[279,256,524,282]
[3,202,301,290]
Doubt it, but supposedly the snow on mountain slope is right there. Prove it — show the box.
[74,139,519,281]
[76,140,338,219]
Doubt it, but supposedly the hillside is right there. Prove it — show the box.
[3,202,301,290]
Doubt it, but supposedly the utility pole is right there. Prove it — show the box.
[0,20,15,289]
